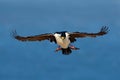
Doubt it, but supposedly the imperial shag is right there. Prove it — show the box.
[13,26,109,55]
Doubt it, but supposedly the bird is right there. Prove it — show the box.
[12,26,109,55]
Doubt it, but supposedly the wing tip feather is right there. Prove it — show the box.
[11,30,27,41]
[100,26,109,35]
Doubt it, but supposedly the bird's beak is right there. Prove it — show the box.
[61,36,65,40]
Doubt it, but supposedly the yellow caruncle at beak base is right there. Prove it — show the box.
[61,37,65,40]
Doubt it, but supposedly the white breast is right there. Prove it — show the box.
[54,33,70,49]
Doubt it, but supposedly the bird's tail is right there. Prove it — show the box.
[61,47,72,55]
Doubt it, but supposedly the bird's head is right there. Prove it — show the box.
[55,31,67,40]
[60,31,67,40]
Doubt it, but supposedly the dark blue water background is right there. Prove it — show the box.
[0,0,120,80]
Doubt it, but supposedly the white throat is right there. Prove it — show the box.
[54,33,70,49]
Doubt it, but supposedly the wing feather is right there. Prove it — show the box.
[12,31,56,42]
[70,26,109,38]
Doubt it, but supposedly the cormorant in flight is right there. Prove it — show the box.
[13,26,109,55]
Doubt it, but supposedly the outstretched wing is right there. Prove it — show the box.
[70,26,109,38]
[69,26,109,42]
[12,31,56,43]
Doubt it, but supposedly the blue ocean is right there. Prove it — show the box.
[0,0,120,80]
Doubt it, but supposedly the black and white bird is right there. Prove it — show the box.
[13,26,109,55]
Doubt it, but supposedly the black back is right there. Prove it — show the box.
[55,31,67,37]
